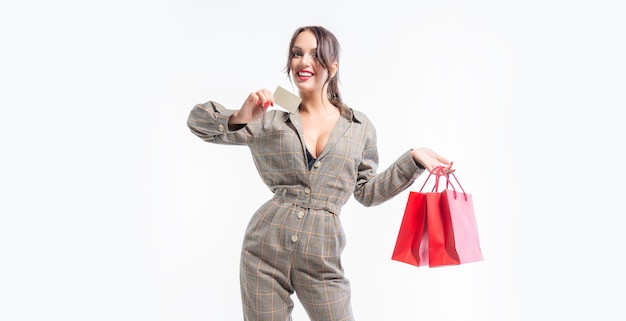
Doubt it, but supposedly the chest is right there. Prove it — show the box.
[300,114,340,158]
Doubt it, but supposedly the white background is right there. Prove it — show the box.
[1,0,625,320]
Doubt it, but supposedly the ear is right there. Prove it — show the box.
[329,61,338,78]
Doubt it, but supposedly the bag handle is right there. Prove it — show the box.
[418,165,449,192]
[446,172,468,201]
[418,163,468,201]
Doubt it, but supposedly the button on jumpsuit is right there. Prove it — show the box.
[187,101,424,321]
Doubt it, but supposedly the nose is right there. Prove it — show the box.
[299,53,313,67]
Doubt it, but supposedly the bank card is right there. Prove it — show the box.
[273,86,301,113]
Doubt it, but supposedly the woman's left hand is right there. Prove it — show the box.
[410,147,455,174]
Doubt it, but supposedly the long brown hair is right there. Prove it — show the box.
[285,26,342,107]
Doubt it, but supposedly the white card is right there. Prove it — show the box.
[273,86,301,113]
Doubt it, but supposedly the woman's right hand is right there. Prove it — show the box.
[229,89,274,125]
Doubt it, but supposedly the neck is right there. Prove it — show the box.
[298,90,336,115]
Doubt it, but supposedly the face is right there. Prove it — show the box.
[290,30,338,95]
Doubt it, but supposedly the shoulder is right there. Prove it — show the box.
[339,104,378,144]
[340,103,375,129]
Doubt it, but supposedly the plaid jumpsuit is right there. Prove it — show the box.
[188,101,424,320]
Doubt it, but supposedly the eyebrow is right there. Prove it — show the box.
[292,46,317,52]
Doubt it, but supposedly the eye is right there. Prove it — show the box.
[290,51,302,58]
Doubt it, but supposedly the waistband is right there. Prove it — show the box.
[272,188,342,215]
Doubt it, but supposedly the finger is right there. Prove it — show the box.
[429,165,442,174]
[436,155,452,165]
[248,92,261,106]
[444,163,455,174]
[264,89,274,105]
[260,88,272,97]
[260,89,274,107]
[255,90,266,106]
[257,90,274,108]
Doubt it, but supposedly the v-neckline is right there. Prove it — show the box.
[291,110,349,161]
[304,117,340,159]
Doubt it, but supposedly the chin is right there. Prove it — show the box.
[295,83,318,93]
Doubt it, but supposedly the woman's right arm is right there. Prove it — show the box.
[186,89,274,146]
[187,101,249,145]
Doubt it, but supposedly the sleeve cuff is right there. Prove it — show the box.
[398,150,426,181]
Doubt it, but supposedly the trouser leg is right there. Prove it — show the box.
[240,245,296,321]
[292,255,354,321]
[292,209,354,321]
[239,201,296,321]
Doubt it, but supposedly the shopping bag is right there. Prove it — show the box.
[391,191,429,267]
[426,168,483,267]
[391,166,483,267]
[391,168,445,267]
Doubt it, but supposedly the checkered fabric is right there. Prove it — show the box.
[188,101,424,320]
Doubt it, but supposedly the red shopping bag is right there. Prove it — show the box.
[426,168,483,267]
[391,191,429,267]
[392,167,483,267]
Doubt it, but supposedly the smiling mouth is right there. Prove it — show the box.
[297,71,314,77]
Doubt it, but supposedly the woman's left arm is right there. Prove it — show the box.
[352,123,454,207]
[352,119,425,207]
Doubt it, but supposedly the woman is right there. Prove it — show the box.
[187,26,453,321]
